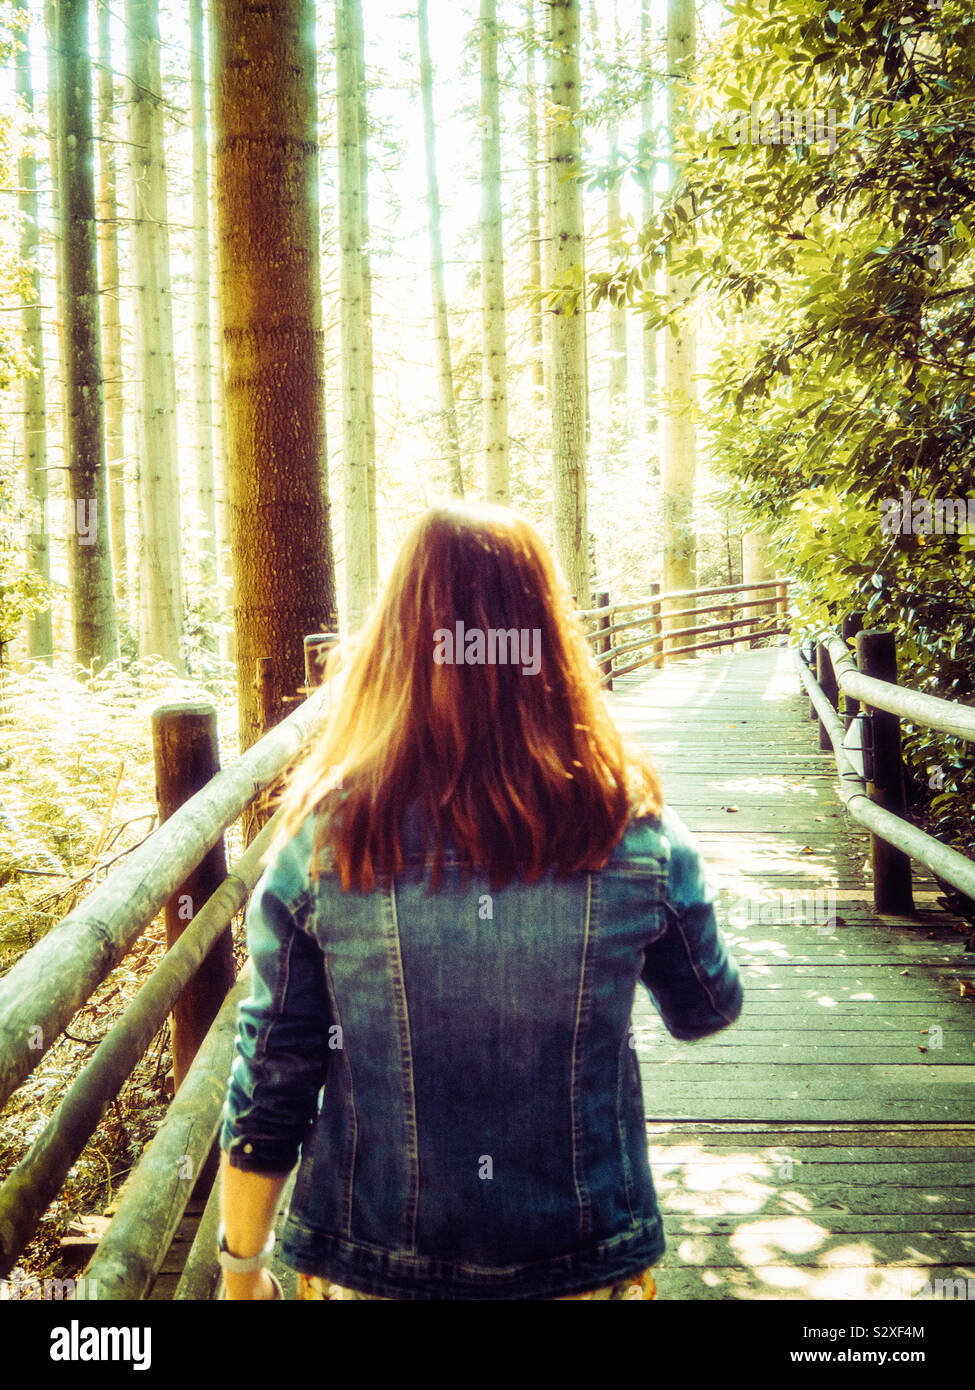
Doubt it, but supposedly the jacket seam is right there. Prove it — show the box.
[670,904,739,1025]
[569,873,594,1239]
[615,1025,638,1224]
[386,879,421,1251]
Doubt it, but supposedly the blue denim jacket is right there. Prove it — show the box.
[220,801,743,1299]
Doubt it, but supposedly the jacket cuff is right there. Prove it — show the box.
[220,1124,299,1175]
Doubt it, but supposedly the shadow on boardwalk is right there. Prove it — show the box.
[612,646,975,1300]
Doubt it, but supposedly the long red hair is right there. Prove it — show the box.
[270,500,662,891]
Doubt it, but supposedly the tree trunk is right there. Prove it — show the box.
[418,0,464,496]
[57,0,119,673]
[206,1,234,672]
[96,0,128,625]
[213,0,337,750]
[127,0,184,671]
[525,0,545,402]
[640,0,657,429]
[661,0,697,621]
[189,0,218,661]
[480,0,510,503]
[15,0,53,663]
[348,0,378,597]
[43,1,67,578]
[607,4,627,427]
[548,0,590,608]
[335,0,371,632]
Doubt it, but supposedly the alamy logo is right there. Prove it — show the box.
[433,622,541,676]
[880,488,975,536]
[723,102,838,152]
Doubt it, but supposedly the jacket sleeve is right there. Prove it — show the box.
[639,806,743,1041]
[220,862,334,1174]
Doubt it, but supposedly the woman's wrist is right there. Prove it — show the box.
[221,1268,282,1301]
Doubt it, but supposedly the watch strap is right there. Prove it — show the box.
[217,1223,275,1274]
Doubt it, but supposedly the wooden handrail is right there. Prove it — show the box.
[580,579,789,679]
[576,578,784,621]
[0,680,330,1116]
[817,629,975,743]
[795,641,975,908]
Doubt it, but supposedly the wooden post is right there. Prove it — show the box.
[151,704,234,1092]
[815,643,838,750]
[304,631,340,690]
[841,611,865,729]
[857,629,914,914]
[594,591,612,689]
[776,578,787,624]
[650,581,663,668]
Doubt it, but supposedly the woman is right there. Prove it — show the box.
[218,500,743,1300]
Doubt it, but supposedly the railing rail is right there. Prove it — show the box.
[797,619,975,914]
[0,637,340,1294]
[0,681,330,1118]
[579,578,789,686]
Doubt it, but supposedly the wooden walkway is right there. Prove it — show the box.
[616,645,975,1300]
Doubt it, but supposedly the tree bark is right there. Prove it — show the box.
[57,0,119,673]
[661,0,697,624]
[419,0,464,495]
[480,0,510,503]
[15,0,53,662]
[213,0,337,750]
[127,0,184,670]
[548,0,590,607]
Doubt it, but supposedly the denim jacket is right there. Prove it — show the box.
[219,801,743,1299]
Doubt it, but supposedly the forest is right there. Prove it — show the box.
[0,0,974,1305]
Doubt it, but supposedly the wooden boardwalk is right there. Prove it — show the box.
[615,645,975,1300]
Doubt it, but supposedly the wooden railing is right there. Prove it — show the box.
[795,617,975,915]
[578,578,790,687]
[0,635,340,1301]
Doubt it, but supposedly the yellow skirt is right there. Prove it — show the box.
[297,1267,657,1301]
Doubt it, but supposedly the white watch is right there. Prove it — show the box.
[217,1223,276,1274]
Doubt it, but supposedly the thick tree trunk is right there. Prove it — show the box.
[15,0,52,663]
[213,0,336,750]
[418,0,464,496]
[525,0,545,401]
[57,0,119,673]
[96,0,128,623]
[335,0,371,632]
[548,0,590,608]
[480,0,510,503]
[661,0,697,617]
[189,0,218,660]
[127,0,184,670]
